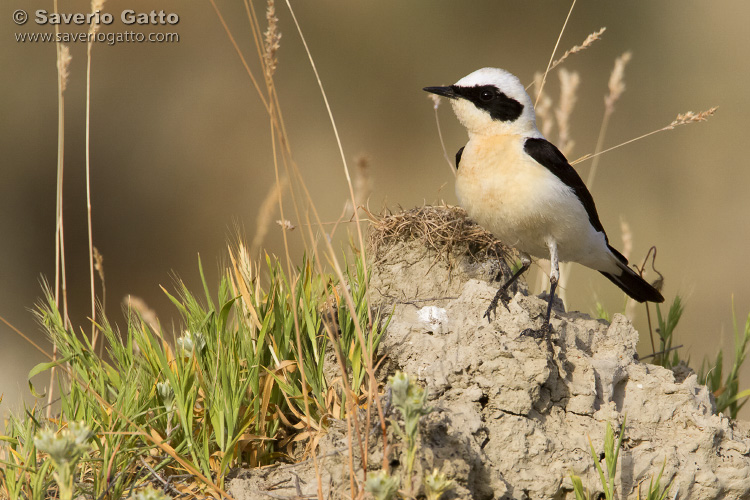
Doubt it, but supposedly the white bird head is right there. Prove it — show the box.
[424,68,539,137]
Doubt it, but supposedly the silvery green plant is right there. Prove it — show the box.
[157,380,175,436]
[176,330,206,356]
[34,422,93,500]
[365,470,400,500]
[424,469,454,500]
[388,371,431,490]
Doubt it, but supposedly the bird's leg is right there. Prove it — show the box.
[484,253,531,322]
[544,238,560,327]
[522,239,559,339]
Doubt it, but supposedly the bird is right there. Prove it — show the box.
[423,67,664,334]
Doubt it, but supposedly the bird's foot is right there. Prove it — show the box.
[483,289,512,323]
[520,322,552,339]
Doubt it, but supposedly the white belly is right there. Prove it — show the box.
[455,135,617,272]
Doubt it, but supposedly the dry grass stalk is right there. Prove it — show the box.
[57,44,72,93]
[282,0,376,367]
[428,95,458,178]
[573,106,718,167]
[263,0,281,79]
[227,241,263,334]
[668,108,718,128]
[51,32,71,418]
[93,246,106,308]
[605,51,632,114]
[555,68,580,157]
[85,9,103,350]
[428,93,441,110]
[210,0,270,112]
[549,27,606,72]
[89,0,106,35]
[584,52,632,188]
[535,0,578,107]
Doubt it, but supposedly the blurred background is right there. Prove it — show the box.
[2,1,749,416]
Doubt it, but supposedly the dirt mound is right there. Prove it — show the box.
[229,206,750,500]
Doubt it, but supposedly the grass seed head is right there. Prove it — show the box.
[669,107,718,128]
[263,0,282,78]
[605,52,632,114]
[549,27,606,71]
[57,44,72,93]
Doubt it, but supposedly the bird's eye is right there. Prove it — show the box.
[480,90,494,101]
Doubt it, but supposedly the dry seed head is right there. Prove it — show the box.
[668,107,718,129]
[550,27,606,71]
[89,0,106,35]
[237,241,253,282]
[263,0,281,79]
[93,247,104,281]
[605,51,632,114]
[555,68,580,156]
[57,44,72,93]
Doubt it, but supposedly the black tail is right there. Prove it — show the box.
[600,264,664,303]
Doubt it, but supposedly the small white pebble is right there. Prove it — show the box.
[418,306,449,334]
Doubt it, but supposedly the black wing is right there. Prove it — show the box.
[523,137,606,235]
[455,146,465,169]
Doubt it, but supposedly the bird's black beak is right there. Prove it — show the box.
[423,86,458,99]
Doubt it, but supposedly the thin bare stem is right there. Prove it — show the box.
[429,95,457,178]
[535,0,577,108]
[283,2,388,475]
[273,120,389,474]
[50,0,70,418]
[283,0,366,267]
[571,107,718,166]
[585,52,631,187]
[208,0,270,113]
[549,27,606,73]
[2,315,53,361]
[86,28,97,350]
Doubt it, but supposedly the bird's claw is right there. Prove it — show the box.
[520,322,552,339]
[483,290,511,323]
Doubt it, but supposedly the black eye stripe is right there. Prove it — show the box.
[450,84,524,122]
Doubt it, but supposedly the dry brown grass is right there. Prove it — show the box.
[549,27,606,72]
[369,205,513,265]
